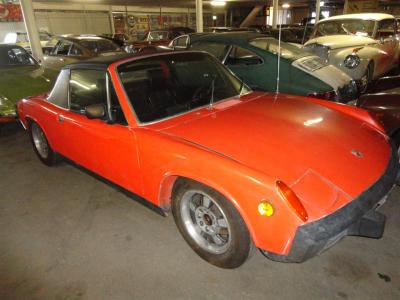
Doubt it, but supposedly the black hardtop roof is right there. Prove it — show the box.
[62,50,205,70]
[63,53,135,70]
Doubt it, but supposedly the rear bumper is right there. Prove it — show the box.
[261,144,398,263]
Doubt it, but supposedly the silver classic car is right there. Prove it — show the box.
[304,13,399,92]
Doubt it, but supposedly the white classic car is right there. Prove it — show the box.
[304,13,399,92]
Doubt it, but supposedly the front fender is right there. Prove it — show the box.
[328,48,370,80]
[136,128,303,255]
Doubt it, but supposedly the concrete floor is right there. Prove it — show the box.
[0,122,399,300]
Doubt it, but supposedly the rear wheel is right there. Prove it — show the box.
[172,179,253,268]
[29,122,57,166]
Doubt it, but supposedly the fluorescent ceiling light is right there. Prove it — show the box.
[320,1,325,6]
[211,1,226,7]
[282,3,290,8]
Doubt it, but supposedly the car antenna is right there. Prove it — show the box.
[208,75,216,110]
[302,22,308,45]
[276,22,282,94]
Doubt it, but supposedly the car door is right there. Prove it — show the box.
[43,39,73,70]
[224,45,265,90]
[56,68,142,194]
[375,19,398,76]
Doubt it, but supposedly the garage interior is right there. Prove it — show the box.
[1,0,400,299]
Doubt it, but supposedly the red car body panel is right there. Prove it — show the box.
[17,55,393,256]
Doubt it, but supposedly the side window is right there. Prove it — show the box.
[69,44,83,56]
[55,40,72,55]
[191,42,230,61]
[175,36,188,48]
[47,69,69,108]
[377,19,396,39]
[226,46,263,66]
[69,69,107,113]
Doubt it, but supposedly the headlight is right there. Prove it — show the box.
[344,54,360,69]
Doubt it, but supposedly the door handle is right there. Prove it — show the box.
[58,115,65,123]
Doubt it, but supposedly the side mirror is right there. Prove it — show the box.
[85,103,106,119]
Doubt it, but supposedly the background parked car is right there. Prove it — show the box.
[305,13,400,92]
[127,27,194,53]
[270,26,314,45]
[43,35,125,70]
[0,44,57,126]
[183,32,358,102]
[355,75,400,152]
[3,31,58,54]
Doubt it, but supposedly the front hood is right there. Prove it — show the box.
[0,65,55,103]
[305,35,376,49]
[160,94,390,202]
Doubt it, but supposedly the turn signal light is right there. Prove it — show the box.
[276,181,308,222]
[258,201,274,217]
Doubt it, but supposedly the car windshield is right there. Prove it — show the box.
[79,38,120,53]
[118,52,249,123]
[0,46,37,66]
[312,19,375,38]
[147,31,169,41]
[249,37,309,60]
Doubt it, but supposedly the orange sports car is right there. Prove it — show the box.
[17,51,398,268]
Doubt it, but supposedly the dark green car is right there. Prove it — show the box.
[0,44,57,124]
[171,32,358,102]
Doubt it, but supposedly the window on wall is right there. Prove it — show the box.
[69,69,107,113]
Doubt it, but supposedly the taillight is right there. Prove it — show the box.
[276,181,308,222]
[308,90,336,100]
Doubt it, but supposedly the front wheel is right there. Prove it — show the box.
[172,179,253,268]
[29,122,57,166]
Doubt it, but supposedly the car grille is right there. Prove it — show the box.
[304,43,329,60]
[297,57,327,72]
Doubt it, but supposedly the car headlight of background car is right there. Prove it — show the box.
[343,54,361,69]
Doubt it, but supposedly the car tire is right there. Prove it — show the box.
[392,131,400,184]
[29,121,57,166]
[172,179,253,268]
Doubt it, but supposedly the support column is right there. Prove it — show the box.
[196,0,203,33]
[109,6,115,34]
[20,0,43,62]
[315,0,321,23]
[272,0,279,29]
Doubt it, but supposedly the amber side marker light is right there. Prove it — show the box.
[276,180,308,222]
[258,201,274,217]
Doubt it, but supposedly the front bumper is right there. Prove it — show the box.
[261,144,399,263]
